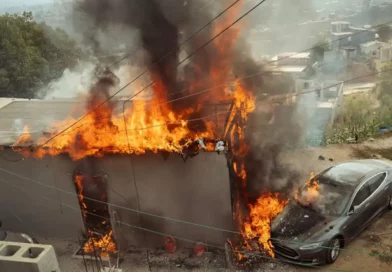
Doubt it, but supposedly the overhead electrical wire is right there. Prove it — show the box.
[2,18,391,143]
[37,0,267,147]
[122,18,392,107]
[0,62,392,148]
[34,18,392,133]
[2,67,392,236]
[106,0,215,69]
[0,4,390,263]
[4,68,391,149]
[0,175,386,265]
[85,69,392,135]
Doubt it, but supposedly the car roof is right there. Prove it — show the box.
[321,159,391,186]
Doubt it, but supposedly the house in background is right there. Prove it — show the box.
[359,40,392,71]
[268,52,314,80]
[297,80,345,146]
[331,21,377,55]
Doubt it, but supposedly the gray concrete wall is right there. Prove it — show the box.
[0,149,234,249]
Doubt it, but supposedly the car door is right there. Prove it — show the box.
[343,181,372,241]
[366,172,388,218]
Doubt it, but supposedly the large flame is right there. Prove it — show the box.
[239,174,320,259]
[13,1,249,161]
[10,0,266,261]
[14,90,216,161]
[241,193,288,257]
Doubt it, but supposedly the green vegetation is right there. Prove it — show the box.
[0,12,82,98]
[323,62,392,145]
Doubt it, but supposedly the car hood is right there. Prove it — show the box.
[271,201,338,243]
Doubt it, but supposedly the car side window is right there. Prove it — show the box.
[352,183,371,207]
[368,172,387,194]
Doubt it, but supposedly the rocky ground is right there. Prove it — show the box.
[44,133,392,271]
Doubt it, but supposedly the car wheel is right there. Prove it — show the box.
[326,238,341,264]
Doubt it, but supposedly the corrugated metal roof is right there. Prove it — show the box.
[0,98,128,146]
[0,96,231,147]
[0,98,85,146]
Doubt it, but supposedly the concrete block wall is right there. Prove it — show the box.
[0,241,60,272]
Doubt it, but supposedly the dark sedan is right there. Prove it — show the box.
[270,159,392,265]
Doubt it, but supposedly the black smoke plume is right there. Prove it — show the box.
[74,0,183,99]
[74,0,304,208]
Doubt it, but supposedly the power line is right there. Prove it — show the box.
[2,67,389,166]
[93,69,390,136]
[0,175,388,267]
[41,18,392,129]
[106,0,215,69]
[0,176,353,271]
[124,18,392,107]
[38,0,251,147]
[3,19,391,142]
[1,68,392,250]
[6,68,389,152]
[2,72,391,248]
[2,71,390,242]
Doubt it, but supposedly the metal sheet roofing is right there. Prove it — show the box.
[0,98,125,146]
[0,98,85,146]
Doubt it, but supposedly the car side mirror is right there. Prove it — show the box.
[348,206,357,215]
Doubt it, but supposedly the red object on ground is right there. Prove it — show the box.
[194,242,206,257]
[164,236,177,254]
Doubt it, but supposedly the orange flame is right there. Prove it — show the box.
[295,172,320,206]
[14,92,218,160]
[11,1,260,261]
[241,193,288,257]
[83,230,118,257]
[74,175,117,257]
[12,1,252,162]
[75,175,87,218]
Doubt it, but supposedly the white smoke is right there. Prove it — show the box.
[39,61,97,99]
[38,59,155,101]
[12,119,25,136]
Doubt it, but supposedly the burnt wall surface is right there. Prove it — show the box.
[0,149,234,248]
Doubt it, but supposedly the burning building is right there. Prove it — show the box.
[0,94,237,252]
[0,0,304,265]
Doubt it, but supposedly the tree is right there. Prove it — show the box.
[0,12,83,98]
[376,25,392,43]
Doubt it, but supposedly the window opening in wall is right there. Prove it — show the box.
[73,171,117,259]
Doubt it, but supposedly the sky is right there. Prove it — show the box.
[0,0,54,7]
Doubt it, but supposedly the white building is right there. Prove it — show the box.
[268,52,312,80]
[360,40,392,71]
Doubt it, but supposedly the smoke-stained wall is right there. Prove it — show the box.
[0,149,233,247]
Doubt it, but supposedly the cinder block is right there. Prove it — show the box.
[100,268,122,272]
[0,241,60,272]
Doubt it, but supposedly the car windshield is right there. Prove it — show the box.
[294,175,353,216]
